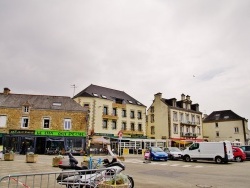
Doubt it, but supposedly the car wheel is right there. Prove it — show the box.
[184,155,191,162]
[235,156,242,162]
[215,156,223,164]
[150,156,154,161]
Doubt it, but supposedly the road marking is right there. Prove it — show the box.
[182,165,192,167]
[170,164,180,166]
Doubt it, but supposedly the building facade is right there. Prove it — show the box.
[147,93,203,147]
[0,88,88,154]
[73,84,147,139]
[203,110,249,145]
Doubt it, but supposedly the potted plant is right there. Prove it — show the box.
[26,152,38,163]
[4,149,14,161]
[52,155,64,167]
[98,173,129,188]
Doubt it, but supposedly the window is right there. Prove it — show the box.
[101,95,107,99]
[150,106,154,113]
[150,114,154,123]
[173,111,178,121]
[197,126,201,135]
[83,104,89,108]
[93,93,98,97]
[43,118,50,129]
[180,126,184,134]
[112,108,117,116]
[103,106,108,115]
[21,117,29,128]
[52,102,61,107]
[122,122,127,130]
[103,119,108,129]
[151,126,155,134]
[128,100,133,104]
[173,124,178,134]
[179,113,184,122]
[216,131,219,137]
[215,123,218,128]
[137,111,142,119]
[64,119,71,130]
[191,115,195,123]
[185,114,189,123]
[186,126,189,133]
[0,115,7,128]
[23,106,29,113]
[122,109,126,117]
[130,110,135,119]
[192,127,195,133]
[112,121,117,130]
[196,116,200,124]
[131,123,135,131]
[138,123,142,131]
[234,127,239,133]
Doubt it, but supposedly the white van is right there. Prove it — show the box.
[182,141,234,164]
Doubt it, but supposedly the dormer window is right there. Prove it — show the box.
[23,106,29,113]
[128,100,133,104]
[52,102,61,106]
[101,95,107,99]
[93,93,99,97]
[137,102,141,105]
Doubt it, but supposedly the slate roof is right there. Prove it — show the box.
[0,92,86,112]
[203,110,245,122]
[73,84,145,107]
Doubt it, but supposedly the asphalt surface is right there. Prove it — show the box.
[0,153,141,187]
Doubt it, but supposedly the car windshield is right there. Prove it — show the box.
[169,147,182,152]
[151,147,163,152]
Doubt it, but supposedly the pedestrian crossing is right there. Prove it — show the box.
[123,159,206,168]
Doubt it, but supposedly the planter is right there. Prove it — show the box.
[26,154,38,163]
[98,183,129,188]
[117,156,125,161]
[52,157,62,167]
[4,153,14,161]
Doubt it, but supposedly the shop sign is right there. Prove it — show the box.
[94,133,114,137]
[35,130,86,137]
[9,129,35,135]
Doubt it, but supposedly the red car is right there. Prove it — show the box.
[232,147,246,162]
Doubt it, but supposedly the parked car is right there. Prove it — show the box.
[144,147,168,161]
[164,147,183,160]
[239,145,250,160]
[232,147,246,162]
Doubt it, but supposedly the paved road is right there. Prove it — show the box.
[1,154,250,188]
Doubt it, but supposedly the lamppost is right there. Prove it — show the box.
[85,110,90,156]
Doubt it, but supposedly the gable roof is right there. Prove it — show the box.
[73,84,145,107]
[203,110,245,122]
[0,92,86,112]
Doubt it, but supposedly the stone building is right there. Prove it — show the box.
[203,110,249,145]
[147,93,203,147]
[0,88,88,154]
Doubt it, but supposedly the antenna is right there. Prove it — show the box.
[71,84,77,97]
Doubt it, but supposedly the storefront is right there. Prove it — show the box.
[2,129,87,155]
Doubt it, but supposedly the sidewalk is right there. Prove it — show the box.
[0,153,142,178]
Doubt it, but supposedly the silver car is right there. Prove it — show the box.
[164,147,183,160]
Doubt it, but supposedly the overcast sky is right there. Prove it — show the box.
[1,0,250,124]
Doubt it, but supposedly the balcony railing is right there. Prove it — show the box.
[112,103,126,108]
[180,132,197,138]
[180,121,197,126]
[102,113,118,120]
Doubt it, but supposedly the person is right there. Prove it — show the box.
[20,141,27,155]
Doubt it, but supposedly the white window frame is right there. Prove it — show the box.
[64,118,71,130]
[0,115,7,128]
[173,124,178,134]
[21,117,29,128]
[43,117,50,129]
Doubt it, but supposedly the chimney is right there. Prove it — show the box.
[3,88,10,95]
[186,95,190,100]
[181,93,185,100]
[154,92,162,101]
